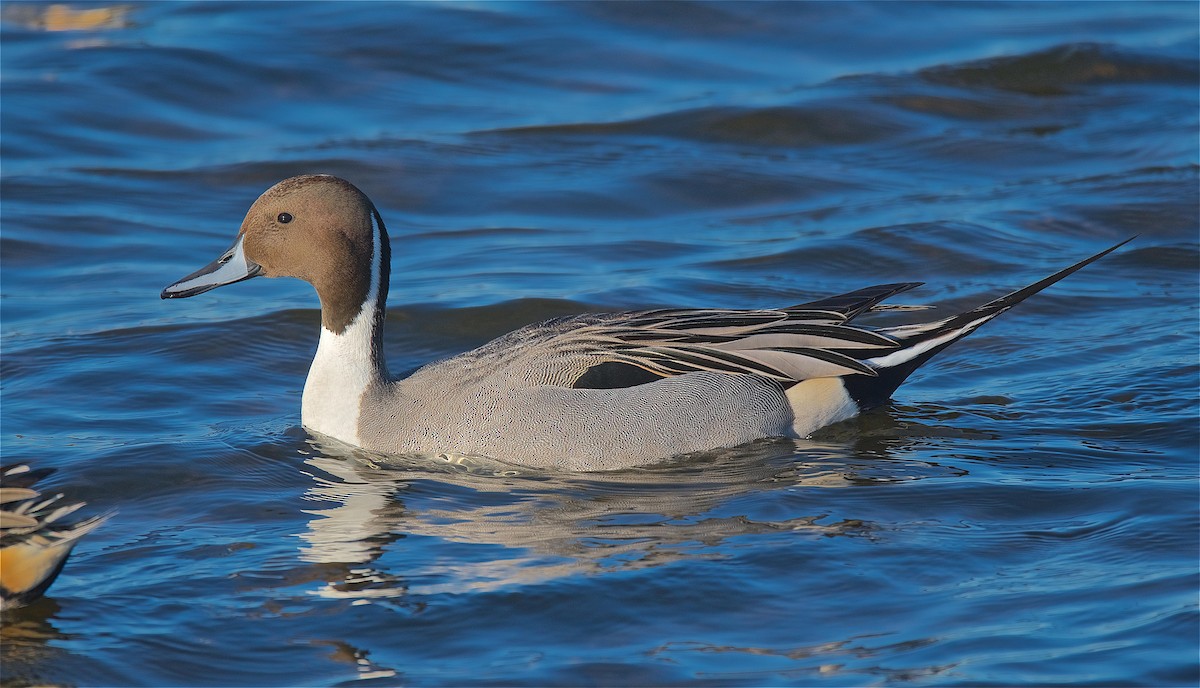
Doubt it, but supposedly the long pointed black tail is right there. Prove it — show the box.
[843,237,1134,409]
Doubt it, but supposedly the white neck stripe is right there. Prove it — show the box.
[300,209,387,445]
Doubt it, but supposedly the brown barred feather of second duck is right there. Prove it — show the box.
[0,464,110,611]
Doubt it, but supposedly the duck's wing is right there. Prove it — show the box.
[548,233,1130,394]
[552,301,907,389]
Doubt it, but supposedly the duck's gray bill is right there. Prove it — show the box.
[161,235,262,299]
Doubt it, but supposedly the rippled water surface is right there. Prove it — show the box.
[2,2,1198,686]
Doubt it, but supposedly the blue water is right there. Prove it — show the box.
[2,1,1197,685]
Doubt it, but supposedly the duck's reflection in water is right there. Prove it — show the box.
[0,599,80,685]
[293,429,959,602]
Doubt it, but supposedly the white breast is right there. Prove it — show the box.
[301,319,377,445]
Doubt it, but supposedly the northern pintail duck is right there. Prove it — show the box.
[0,464,109,610]
[162,175,1129,471]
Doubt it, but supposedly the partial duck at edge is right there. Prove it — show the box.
[1,464,109,611]
[162,175,1131,471]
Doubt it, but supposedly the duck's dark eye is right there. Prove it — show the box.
[277,212,293,224]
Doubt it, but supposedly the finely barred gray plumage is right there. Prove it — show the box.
[163,175,1131,471]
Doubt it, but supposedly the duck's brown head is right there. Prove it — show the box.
[162,175,389,334]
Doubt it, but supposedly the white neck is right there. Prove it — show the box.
[301,211,387,445]
[301,315,380,444]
